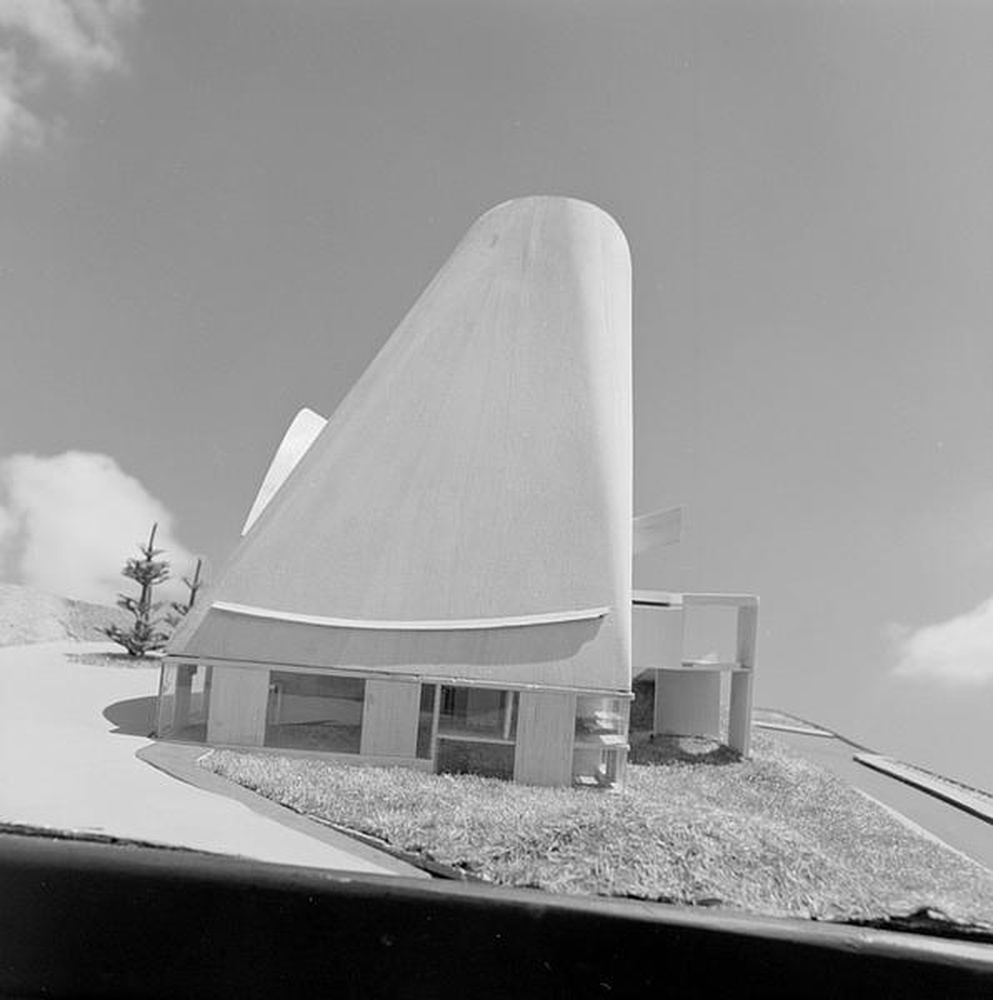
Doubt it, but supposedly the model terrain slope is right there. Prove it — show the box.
[0,583,126,647]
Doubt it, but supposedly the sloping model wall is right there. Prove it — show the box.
[164,198,632,784]
[169,196,632,700]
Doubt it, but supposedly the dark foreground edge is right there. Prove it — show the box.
[1,830,990,998]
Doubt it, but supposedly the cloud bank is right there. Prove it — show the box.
[0,0,139,157]
[891,598,993,686]
[0,450,196,605]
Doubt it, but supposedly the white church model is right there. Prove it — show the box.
[157,197,757,788]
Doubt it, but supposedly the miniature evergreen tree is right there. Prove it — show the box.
[103,523,172,657]
[166,556,204,628]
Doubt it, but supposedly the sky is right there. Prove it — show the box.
[1,0,991,790]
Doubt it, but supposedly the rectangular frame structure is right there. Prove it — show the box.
[633,593,758,756]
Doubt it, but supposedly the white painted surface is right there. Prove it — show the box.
[360,679,420,757]
[187,608,622,694]
[174,197,632,696]
[853,754,993,822]
[211,600,609,630]
[514,689,576,786]
[635,593,758,755]
[633,604,684,670]
[241,407,327,535]
[632,590,683,606]
[729,602,758,755]
[207,664,269,746]
[0,642,400,874]
[656,670,722,739]
[728,671,754,755]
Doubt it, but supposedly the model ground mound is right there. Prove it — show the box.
[203,730,993,927]
[0,583,127,647]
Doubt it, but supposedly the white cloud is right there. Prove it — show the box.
[0,499,15,548]
[0,50,44,152]
[0,0,139,157]
[890,598,993,685]
[0,450,197,605]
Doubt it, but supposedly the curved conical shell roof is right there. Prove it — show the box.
[172,196,632,692]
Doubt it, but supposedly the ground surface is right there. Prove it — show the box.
[3,583,990,929]
[0,583,128,647]
[0,638,414,876]
[204,733,993,925]
[769,727,993,871]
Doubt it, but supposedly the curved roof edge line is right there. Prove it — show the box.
[211,600,610,632]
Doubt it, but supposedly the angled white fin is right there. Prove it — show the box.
[633,505,683,555]
[242,408,327,535]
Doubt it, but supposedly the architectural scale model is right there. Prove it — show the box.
[159,196,757,788]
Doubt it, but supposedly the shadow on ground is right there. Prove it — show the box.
[628,733,741,767]
[103,696,157,737]
[69,651,161,668]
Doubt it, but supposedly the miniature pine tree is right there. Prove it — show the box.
[103,523,172,657]
[166,556,204,628]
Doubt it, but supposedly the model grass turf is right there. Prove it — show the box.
[202,730,993,924]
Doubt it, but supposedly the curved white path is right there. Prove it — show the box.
[0,641,410,876]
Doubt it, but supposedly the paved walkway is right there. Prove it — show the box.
[0,641,420,877]
[769,728,993,872]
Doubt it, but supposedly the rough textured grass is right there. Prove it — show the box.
[0,583,128,647]
[203,731,993,924]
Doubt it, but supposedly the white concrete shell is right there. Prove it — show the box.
[170,196,632,695]
[241,407,327,535]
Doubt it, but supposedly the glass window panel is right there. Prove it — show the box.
[188,665,212,726]
[171,663,210,742]
[416,684,436,759]
[438,686,513,739]
[265,671,365,754]
[156,664,178,736]
[575,696,627,738]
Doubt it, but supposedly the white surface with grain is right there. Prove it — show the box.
[211,600,609,631]
[514,689,577,787]
[173,197,633,695]
[0,642,402,874]
[206,665,269,747]
[360,679,420,758]
[241,407,327,536]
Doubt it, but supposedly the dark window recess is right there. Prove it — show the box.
[438,687,516,739]
[436,739,515,780]
[416,684,437,759]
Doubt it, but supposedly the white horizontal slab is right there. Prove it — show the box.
[642,661,748,673]
[211,600,610,632]
[632,591,681,607]
[854,754,993,823]
[682,593,759,608]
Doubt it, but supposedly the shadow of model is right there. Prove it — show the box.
[103,696,157,737]
[628,733,742,767]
